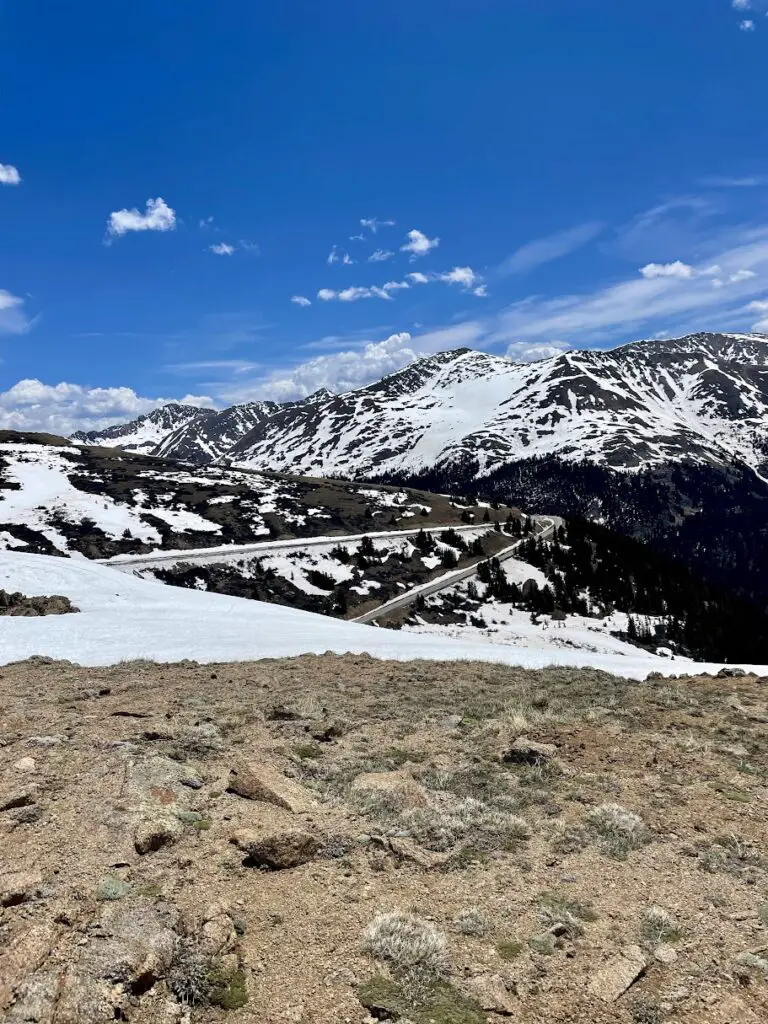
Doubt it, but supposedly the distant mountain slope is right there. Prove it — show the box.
[71,333,768,477]
[0,431,473,558]
[71,402,215,455]
[226,333,768,477]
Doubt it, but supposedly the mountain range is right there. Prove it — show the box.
[73,332,768,480]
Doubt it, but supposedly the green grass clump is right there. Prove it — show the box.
[357,975,486,1024]
[496,939,524,961]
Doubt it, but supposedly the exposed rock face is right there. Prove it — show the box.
[588,945,647,1002]
[0,590,78,616]
[227,760,315,813]
[501,736,558,764]
[465,973,516,1015]
[230,828,323,869]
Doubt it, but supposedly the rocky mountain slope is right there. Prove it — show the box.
[1,654,766,1023]
[0,432,470,560]
[71,403,215,455]
[73,333,768,477]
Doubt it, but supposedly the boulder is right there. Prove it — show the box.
[388,837,450,870]
[502,736,557,765]
[350,770,428,809]
[227,761,315,813]
[134,813,184,855]
[465,974,516,1015]
[0,784,38,812]
[231,828,322,869]
[588,945,647,1002]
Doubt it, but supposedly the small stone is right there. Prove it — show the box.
[654,944,678,965]
[13,757,36,773]
[588,945,647,1002]
[350,770,428,809]
[0,870,43,907]
[231,828,322,869]
[227,761,315,813]
[134,814,184,855]
[0,785,38,812]
[388,837,450,870]
[465,974,516,1015]
[26,735,65,747]
[717,667,746,678]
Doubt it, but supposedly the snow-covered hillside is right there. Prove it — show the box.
[0,435,465,558]
[1,551,760,679]
[74,333,768,476]
[71,402,214,454]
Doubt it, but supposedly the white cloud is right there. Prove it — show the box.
[748,299,768,312]
[0,163,21,185]
[382,280,409,294]
[369,249,394,262]
[438,266,482,290]
[730,269,757,282]
[317,288,337,301]
[199,216,214,228]
[0,289,32,334]
[291,295,312,307]
[640,261,695,279]
[107,197,176,239]
[401,229,440,259]
[327,245,354,265]
[499,222,603,276]
[360,217,395,234]
[732,0,751,8]
[505,340,570,363]
[209,242,235,256]
[698,175,766,188]
[740,19,756,30]
[317,280,410,302]
[220,322,486,403]
[473,285,489,298]
[0,380,213,435]
[407,272,430,285]
[492,226,768,343]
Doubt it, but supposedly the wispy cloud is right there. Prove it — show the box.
[327,245,355,265]
[209,242,235,256]
[401,228,440,259]
[0,163,21,185]
[506,340,571,363]
[360,217,395,234]
[317,281,409,302]
[368,249,394,262]
[106,197,176,240]
[499,222,604,276]
[291,295,312,307]
[698,175,767,188]
[740,19,756,31]
[0,289,32,334]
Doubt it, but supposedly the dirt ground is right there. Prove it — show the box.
[0,655,766,1023]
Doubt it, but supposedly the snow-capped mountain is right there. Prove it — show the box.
[71,402,215,455]
[72,333,768,477]
[226,332,768,477]
[153,402,279,463]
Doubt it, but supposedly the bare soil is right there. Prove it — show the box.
[1,655,766,1023]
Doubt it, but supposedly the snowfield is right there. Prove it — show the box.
[1,552,765,679]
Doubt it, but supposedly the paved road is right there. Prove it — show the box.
[101,522,495,573]
[352,516,557,624]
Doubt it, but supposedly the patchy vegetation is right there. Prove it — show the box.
[0,654,766,1022]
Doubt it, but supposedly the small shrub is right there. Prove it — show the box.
[640,906,683,947]
[167,938,213,1006]
[173,722,223,758]
[584,804,650,859]
[630,996,664,1024]
[528,933,556,955]
[292,742,323,760]
[696,834,764,877]
[362,911,449,977]
[538,892,597,938]
[454,907,489,937]
[496,939,524,960]
[758,903,768,927]
[401,799,530,854]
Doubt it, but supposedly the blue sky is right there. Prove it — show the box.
[3,0,768,431]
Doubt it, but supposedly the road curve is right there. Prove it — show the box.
[352,517,557,624]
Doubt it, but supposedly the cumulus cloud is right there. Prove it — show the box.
[640,261,695,279]
[499,222,603,276]
[0,163,21,185]
[407,272,430,285]
[209,242,235,255]
[505,340,570,363]
[291,295,312,307]
[740,18,755,30]
[360,217,395,234]
[0,380,213,435]
[438,266,482,290]
[473,284,489,298]
[732,0,750,8]
[401,229,440,259]
[220,322,486,403]
[369,249,394,262]
[0,289,33,334]
[106,197,176,239]
[730,268,757,282]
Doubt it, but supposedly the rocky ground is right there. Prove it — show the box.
[0,655,766,1024]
